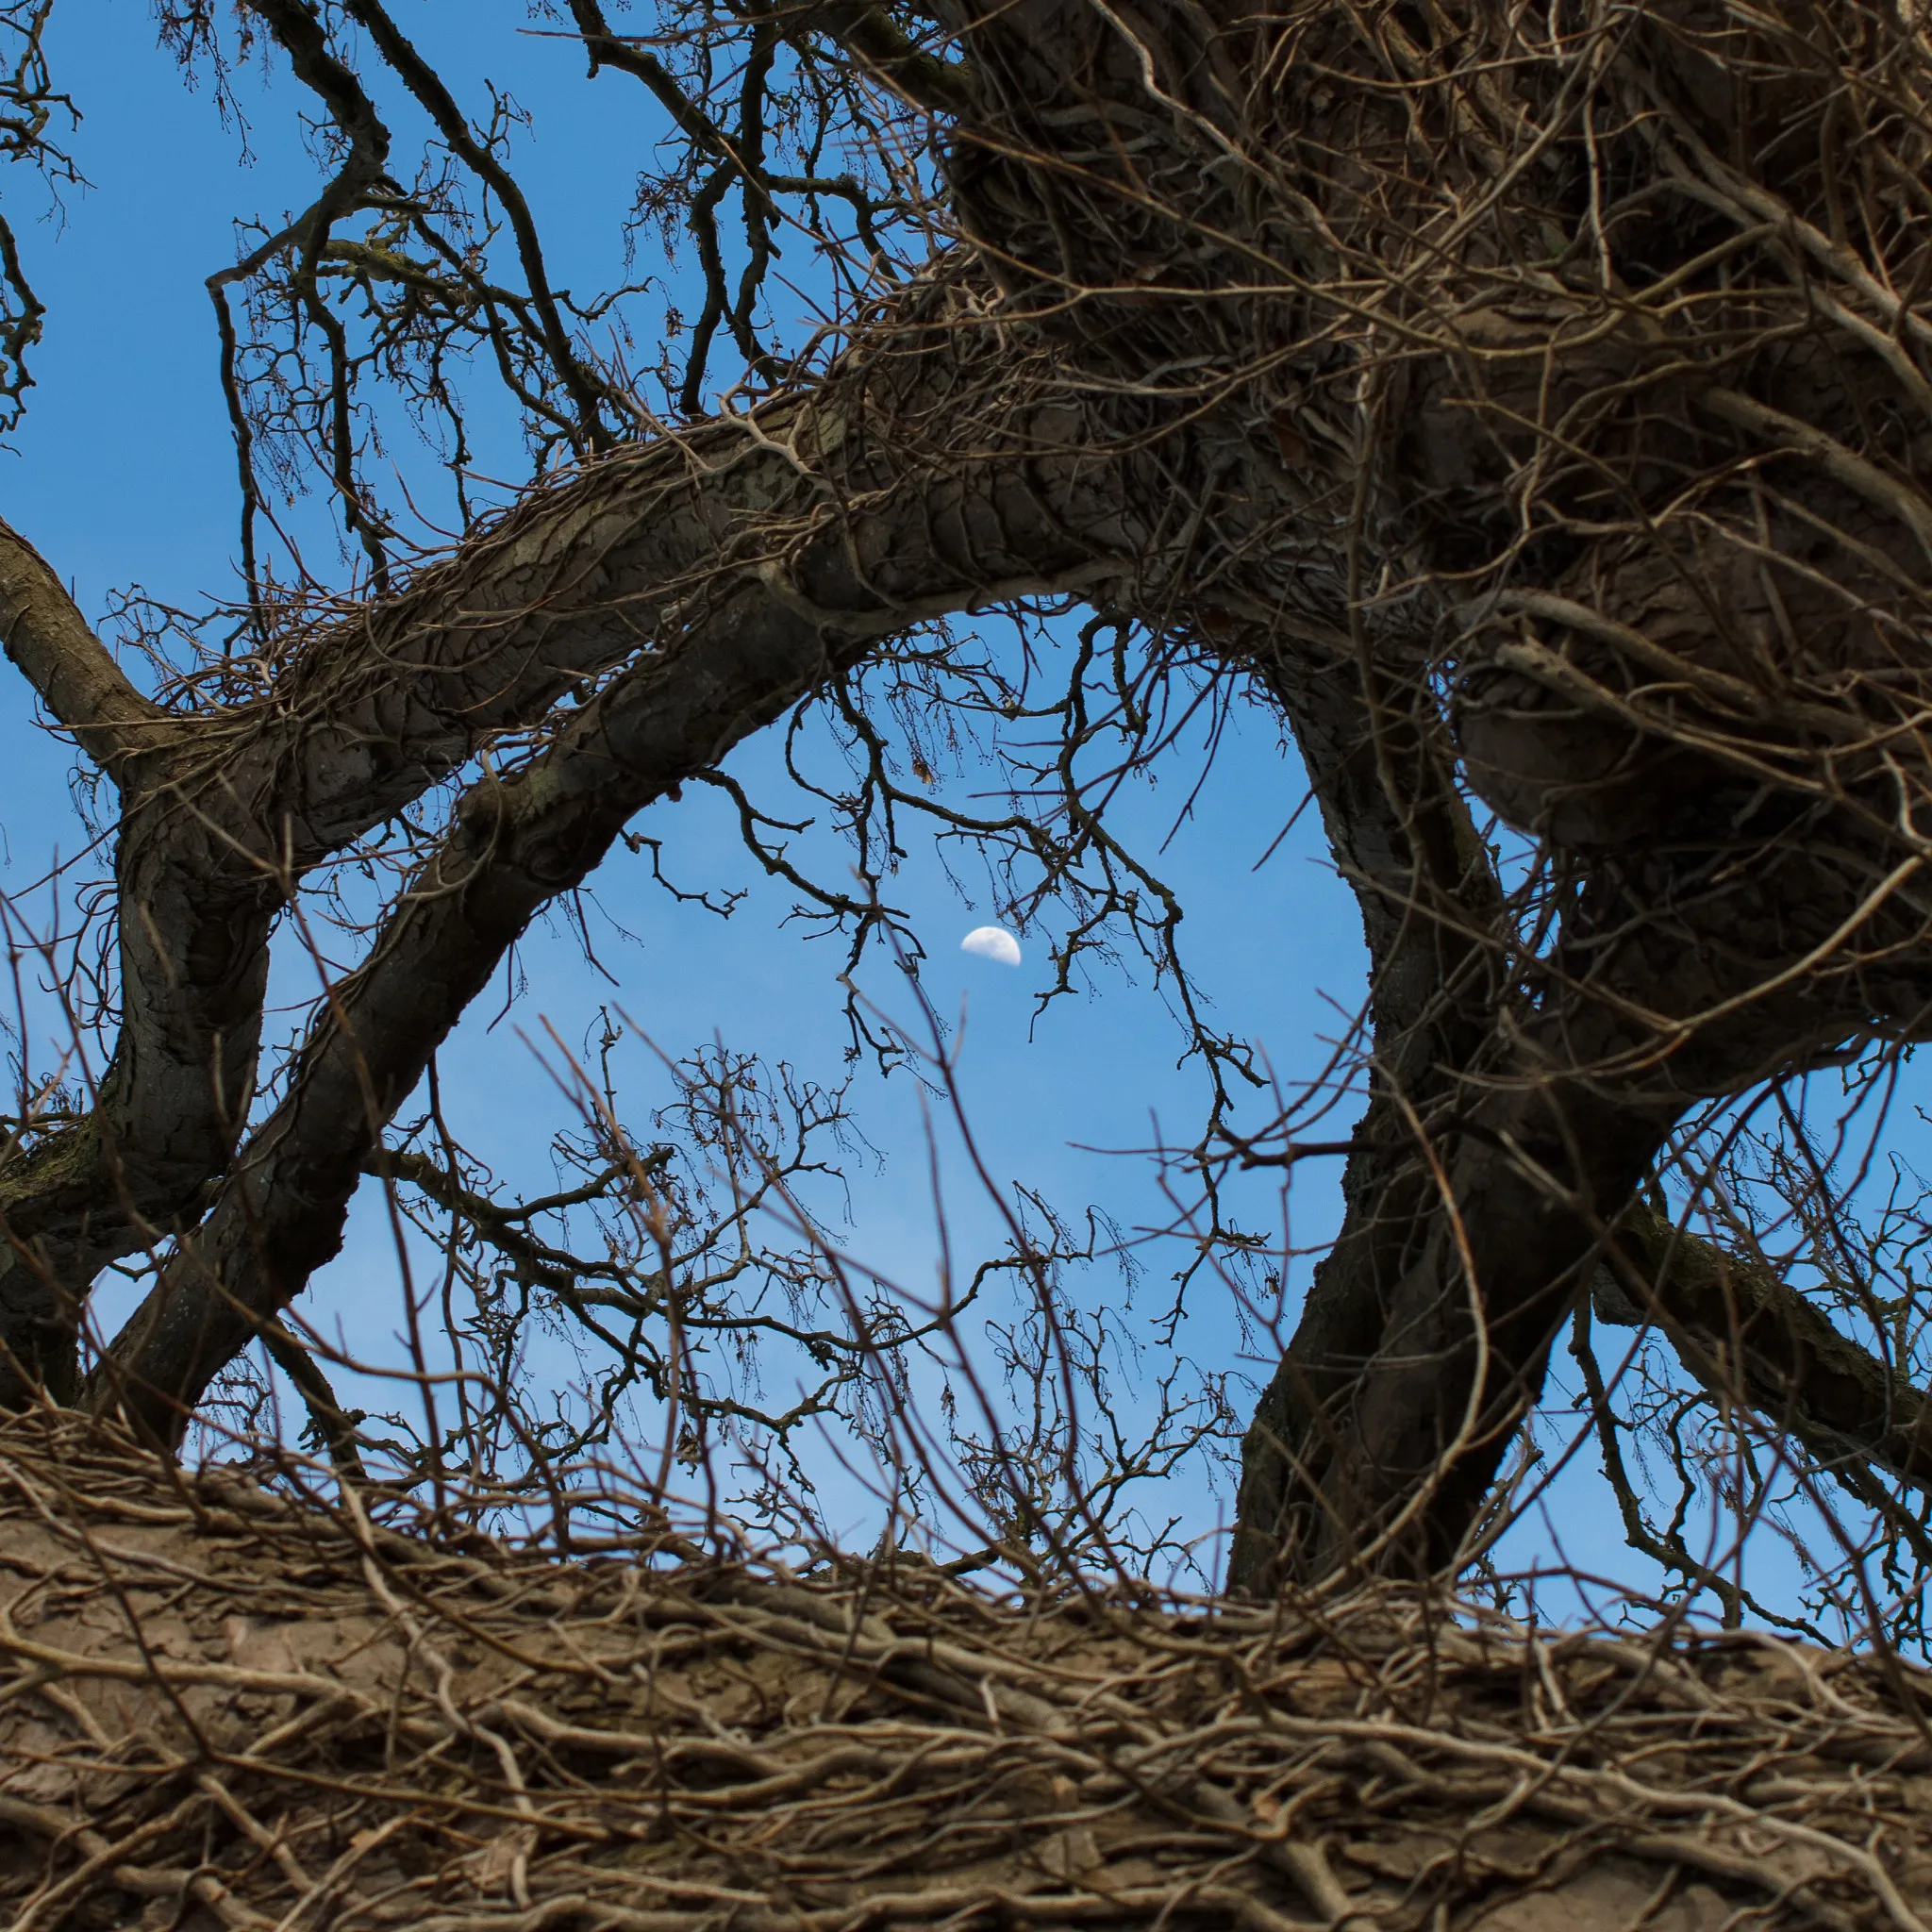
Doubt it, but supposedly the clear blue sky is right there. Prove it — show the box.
[0,2,1881,1615]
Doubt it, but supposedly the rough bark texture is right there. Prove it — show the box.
[4,1411,1932,1932]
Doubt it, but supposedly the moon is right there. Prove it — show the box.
[960,924,1022,967]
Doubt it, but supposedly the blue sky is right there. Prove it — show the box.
[0,2,1894,1617]
[0,3,1374,1563]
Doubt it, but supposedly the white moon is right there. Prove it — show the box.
[960,924,1023,967]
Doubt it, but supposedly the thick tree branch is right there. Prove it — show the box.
[0,518,167,784]
[84,293,1161,1436]
[1598,1203,1932,1494]
[1,262,1161,1403]
[1230,641,1512,1589]
[800,5,978,118]
[1227,623,1902,1586]
[86,628,872,1433]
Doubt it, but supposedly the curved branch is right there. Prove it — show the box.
[83,299,1158,1436]
[83,620,880,1433]
[1229,638,1511,1589]
[2,260,1156,1403]
[4,257,1158,1406]
[0,519,167,785]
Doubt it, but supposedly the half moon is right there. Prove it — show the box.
[960,925,1023,967]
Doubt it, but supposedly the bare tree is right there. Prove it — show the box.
[5,0,1932,1602]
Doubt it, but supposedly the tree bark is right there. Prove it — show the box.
[1596,1203,1932,1495]
[1229,639,1511,1586]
